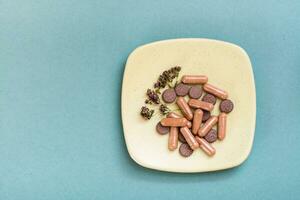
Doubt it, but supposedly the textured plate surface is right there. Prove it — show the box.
[122,38,256,173]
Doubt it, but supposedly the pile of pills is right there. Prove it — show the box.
[156,75,234,157]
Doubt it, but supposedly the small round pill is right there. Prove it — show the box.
[156,122,169,135]
[220,99,234,113]
[175,83,190,96]
[162,88,176,103]
[204,129,218,143]
[188,86,203,99]
[202,111,211,122]
[179,143,193,157]
[202,93,217,105]
[178,132,187,143]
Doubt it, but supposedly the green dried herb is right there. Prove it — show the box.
[145,99,152,104]
[140,106,154,120]
[154,66,181,89]
[159,104,171,115]
[146,89,160,104]
[141,66,181,120]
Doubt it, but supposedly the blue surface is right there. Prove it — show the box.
[0,1,300,199]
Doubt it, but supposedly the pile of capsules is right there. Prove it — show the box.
[156,75,234,157]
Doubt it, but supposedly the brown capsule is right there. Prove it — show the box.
[160,118,188,127]
[188,99,214,111]
[203,83,228,99]
[218,113,227,140]
[176,97,193,120]
[180,127,199,150]
[192,109,203,135]
[198,116,218,137]
[195,136,216,156]
[168,127,178,151]
[181,75,208,84]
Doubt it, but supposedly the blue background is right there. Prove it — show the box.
[1,1,300,199]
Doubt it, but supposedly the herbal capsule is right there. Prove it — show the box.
[180,127,199,150]
[195,136,216,156]
[198,116,218,137]
[181,75,208,84]
[218,113,227,140]
[160,118,188,127]
[167,112,192,128]
[188,99,214,111]
[168,127,178,151]
[176,97,193,120]
[192,109,203,135]
[203,83,228,99]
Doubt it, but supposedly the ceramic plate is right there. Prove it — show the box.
[121,38,256,173]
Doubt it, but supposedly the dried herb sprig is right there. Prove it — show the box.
[154,66,181,89]
[140,106,154,120]
[146,89,160,104]
[140,66,181,120]
[159,104,171,115]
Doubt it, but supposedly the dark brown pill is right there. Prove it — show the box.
[202,93,217,105]
[188,86,203,99]
[202,111,211,122]
[175,83,190,96]
[156,122,169,135]
[162,88,176,103]
[220,99,234,113]
[178,132,186,143]
[204,129,217,143]
[179,143,193,157]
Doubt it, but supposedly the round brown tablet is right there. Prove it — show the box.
[178,132,186,143]
[156,122,169,135]
[188,86,203,99]
[175,83,190,96]
[162,88,176,103]
[202,93,217,105]
[220,99,234,113]
[204,129,217,143]
[179,143,193,157]
[202,111,211,122]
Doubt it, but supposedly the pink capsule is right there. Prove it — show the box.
[203,83,228,99]
[181,75,208,84]
[167,112,192,128]
[195,136,216,156]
